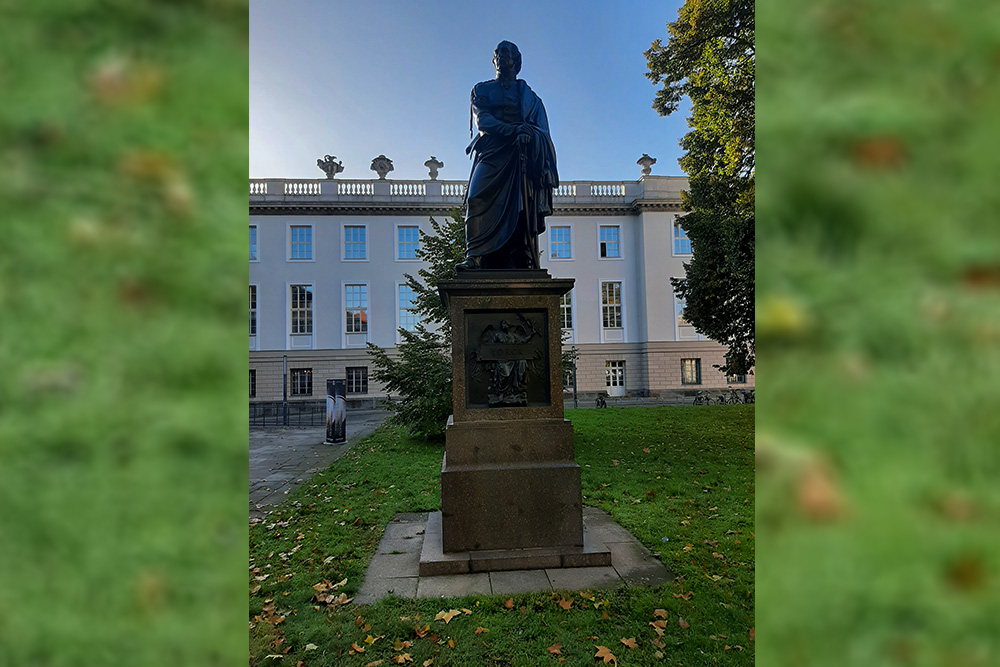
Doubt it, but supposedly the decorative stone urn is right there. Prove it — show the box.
[316,155,344,179]
[424,156,444,180]
[370,154,394,180]
[637,153,657,177]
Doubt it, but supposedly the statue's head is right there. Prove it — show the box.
[493,41,521,77]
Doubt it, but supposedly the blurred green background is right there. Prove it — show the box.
[0,1,248,665]
[757,0,1000,665]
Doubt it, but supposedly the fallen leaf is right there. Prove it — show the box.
[651,638,665,649]
[750,628,755,642]
[392,654,412,664]
[556,598,573,611]
[352,642,365,653]
[304,644,318,651]
[594,645,617,665]
[653,609,668,618]
[364,661,384,667]
[393,639,412,650]
[504,598,514,610]
[673,591,693,601]
[461,608,472,615]
[654,650,664,659]
[414,624,430,638]
[620,637,637,649]
[548,643,562,654]
[580,591,595,601]
[474,627,488,635]
[434,609,461,624]
[679,617,690,629]
[446,639,456,649]
[423,660,434,667]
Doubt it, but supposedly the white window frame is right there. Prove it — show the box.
[250,225,259,262]
[396,282,419,342]
[606,360,625,388]
[559,289,575,343]
[287,283,314,350]
[395,224,421,262]
[549,225,573,261]
[599,279,627,343]
[342,281,370,347]
[598,224,622,260]
[288,224,314,262]
[342,224,368,261]
[672,281,705,342]
[672,220,692,256]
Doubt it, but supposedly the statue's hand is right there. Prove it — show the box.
[517,133,531,145]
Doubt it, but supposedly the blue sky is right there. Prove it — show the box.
[250,0,689,182]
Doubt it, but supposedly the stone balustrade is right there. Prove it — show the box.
[249,176,687,210]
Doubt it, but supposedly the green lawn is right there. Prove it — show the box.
[249,405,754,666]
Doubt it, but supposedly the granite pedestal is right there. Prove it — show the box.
[420,270,610,575]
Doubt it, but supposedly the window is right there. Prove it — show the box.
[675,294,689,327]
[398,284,419,332]
[550,226,571,259]
[346,367,368,394]
[290,226,312,260]
[681,358,702,385]
[345,284,368,333]
[290,285,313,334]
[250,225,257,261]
[599,225,620,258]
[290,368,312,396]
[345,225,367,259]
[606,361,625,388]
[727,374,747,384]
[673,222,691,255]
[560,291,573,329]
[397,226,419,260]
[249,369,256,398]
[601,281,622,328]
[249,285,257,336]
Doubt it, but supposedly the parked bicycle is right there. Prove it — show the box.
[693,391,712,406]
[595,394,607,409]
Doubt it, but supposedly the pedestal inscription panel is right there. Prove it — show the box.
[465,310,549,409]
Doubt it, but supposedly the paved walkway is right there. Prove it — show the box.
[250,409,391,521]
[354,507,673,604]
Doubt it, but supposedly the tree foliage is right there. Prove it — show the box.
[366,212,465,440]
[645,0,755,375]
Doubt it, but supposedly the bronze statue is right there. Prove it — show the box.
[457,41,558,270]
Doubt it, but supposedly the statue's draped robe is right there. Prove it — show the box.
[465,79,558,268]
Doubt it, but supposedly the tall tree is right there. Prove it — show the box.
[367,212,465,440]
[645,0,755,375]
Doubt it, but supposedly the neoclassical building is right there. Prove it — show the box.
[249,165,752,404]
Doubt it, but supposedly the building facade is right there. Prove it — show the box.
[249,173,753,403]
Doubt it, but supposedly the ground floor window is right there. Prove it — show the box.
[727,374,747,384]
[346,366,368,394]
[290,368,312,396]
[681,358,701,385]
[606,360,625,388]
[250,369,256,398]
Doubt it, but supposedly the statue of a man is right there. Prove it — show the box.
[457,41,558,270]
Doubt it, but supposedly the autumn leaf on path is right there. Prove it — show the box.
[653,609,668,618]
[556,598,573,610]
[580,591,595,601]
[548,643,562,654]
[679,617,690,629]
[620,638,637,649]
[594,645,617,664]
[504,598,514,609]
[434,609,461,624]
